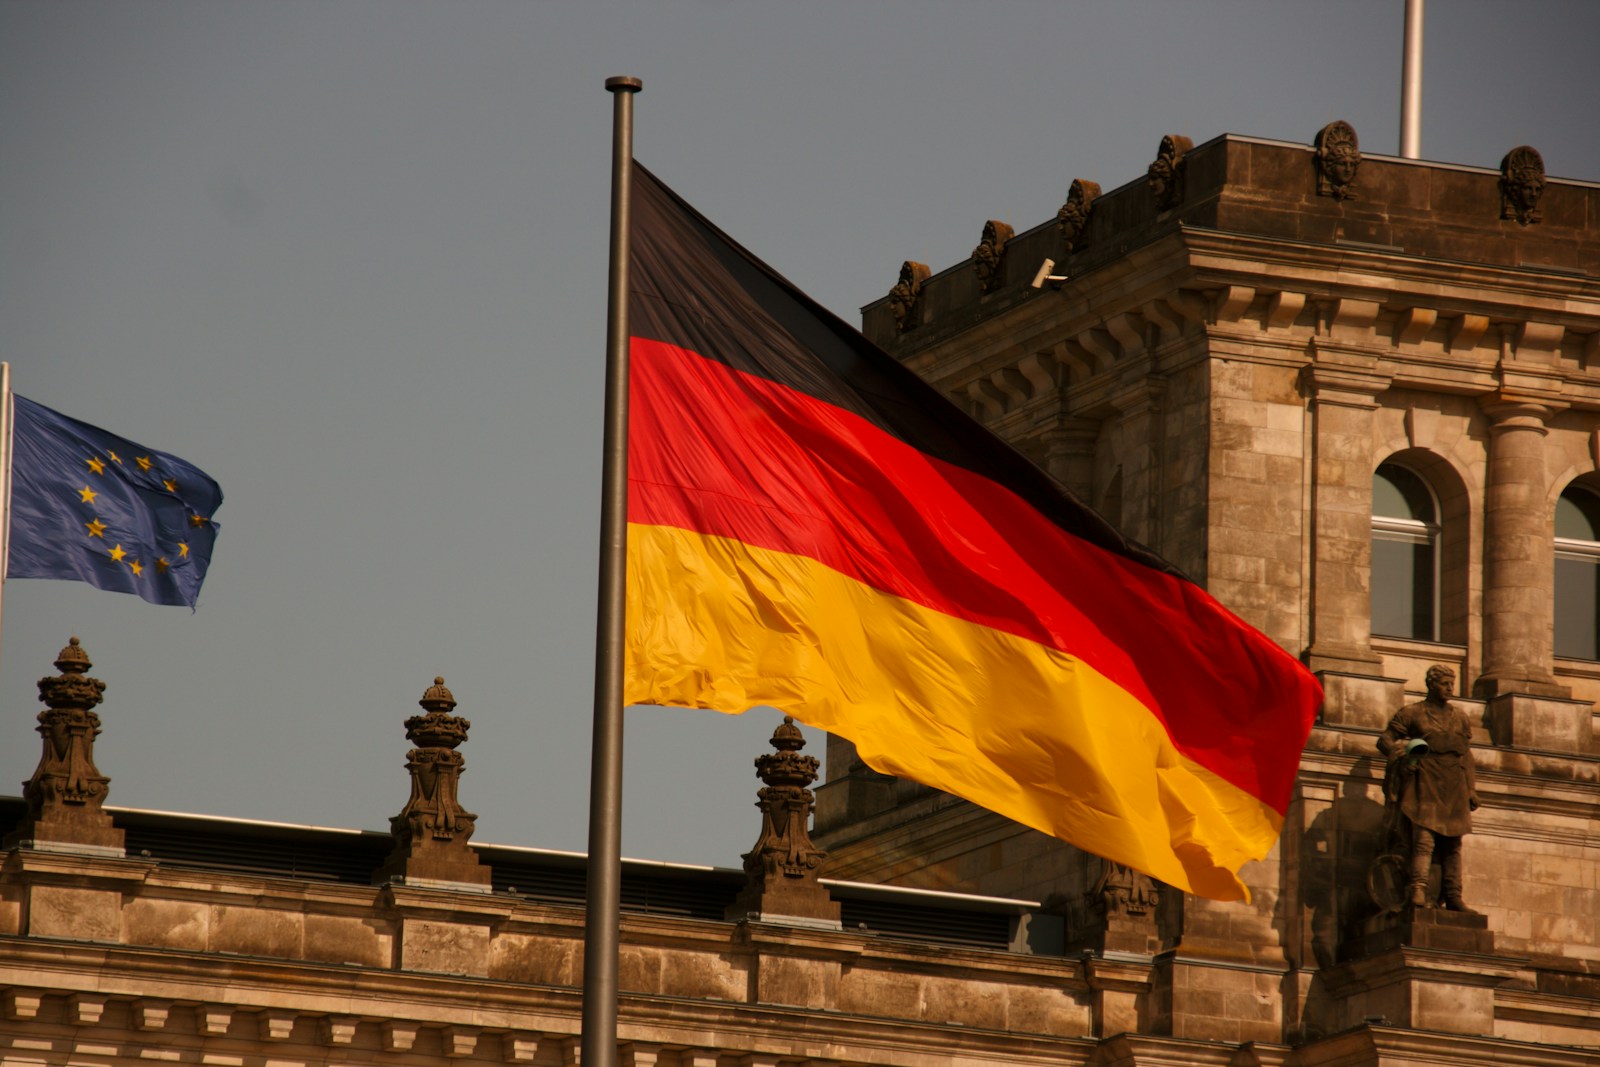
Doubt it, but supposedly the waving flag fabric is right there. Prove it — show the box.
[622,162,1321,900]
[8,394,223,608]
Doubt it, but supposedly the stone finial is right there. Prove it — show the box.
[1146,134,1193,212]
[1314,120,1362,200]
[726,716,840,926]
[374,676,491,889]
[971,219,1015,293]
[887,261,931,333]
[1499,145,1545,226]
[1055,179,1101,255]
[3,637,125,855]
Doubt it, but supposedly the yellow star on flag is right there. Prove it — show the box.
[109,544,127,563]
[177,542,190,558]
[79,485,98,504]
[164,479,178,492]
[107,450,122,464]
[129,560,143,576]
[86,457,105,475]
[156,558,170,574]
[136,456,153,471]
[86,518,107,538]
[190,514,208,527]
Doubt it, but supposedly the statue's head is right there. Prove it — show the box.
[1425,664,1456,701]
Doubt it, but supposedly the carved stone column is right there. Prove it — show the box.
[374,677,491,889]
[726,717,840,926]
[1304,361,1389,675]
[1476,397,1567,698]
[3,637,125,855]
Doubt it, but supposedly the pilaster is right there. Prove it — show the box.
[1110,378,1166,547]
[1303,358,1391,675]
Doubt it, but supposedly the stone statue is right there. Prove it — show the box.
[1376,665,1480,912]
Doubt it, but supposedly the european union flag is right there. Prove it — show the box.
[7,395,223,608]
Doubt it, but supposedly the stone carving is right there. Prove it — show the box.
[1090,859,1160,917]
[376,676,490,886]
[1376,665,1479,912]
[887,261,930,333]
[1499,145,1545,226]
[1314,120,1362,200]
[4,637,125,853]
[1146,134,1193,212]
[1055,179,1101,255]
[396,678,474,843]
[726,716,839,924]
[970,220,1014,293]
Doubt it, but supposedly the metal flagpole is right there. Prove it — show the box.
[581,74,640,1067]
[1400,0,1423,159]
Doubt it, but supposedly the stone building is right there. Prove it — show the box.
[816,124,1600,1054]
[4,126,1600,1067]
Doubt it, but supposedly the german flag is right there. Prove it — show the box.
[624,162,1322,901]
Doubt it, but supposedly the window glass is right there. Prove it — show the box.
[1371,464,1438,640]
[1373,465,1434,522]
[1555,491,1600,541]
[1554,486,1600,660]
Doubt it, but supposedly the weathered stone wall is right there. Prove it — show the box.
[0,846,1098,1066]
[823,130,1600,1057]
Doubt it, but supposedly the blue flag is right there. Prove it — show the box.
[7,395,223,608]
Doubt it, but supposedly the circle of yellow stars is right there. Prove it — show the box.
[78,449,207,582]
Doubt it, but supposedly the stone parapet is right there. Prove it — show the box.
[0,940,1098,1067]
[0,842,1097,1047]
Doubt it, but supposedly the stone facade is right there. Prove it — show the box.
[817,130,1600,1057]
[5,129,1600,1067]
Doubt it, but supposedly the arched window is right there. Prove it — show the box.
[1371,463,1439,640]
[1554,485,1600,660]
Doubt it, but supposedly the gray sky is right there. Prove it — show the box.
[3,1,1597,869]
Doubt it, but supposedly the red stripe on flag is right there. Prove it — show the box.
[628,336,1317,814]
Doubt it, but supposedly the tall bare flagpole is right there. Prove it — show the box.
[582,74,640,1067]
[1400,0,1423,158]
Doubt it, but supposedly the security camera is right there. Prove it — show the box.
[1031,258,1068,290]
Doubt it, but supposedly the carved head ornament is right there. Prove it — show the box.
[1314,120,1362,200]
[1055,179,1101,255]
[971,219,1014,293]
[1146,135,1193,212]
[887,260,930,333]
[1499,145,1545,226]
